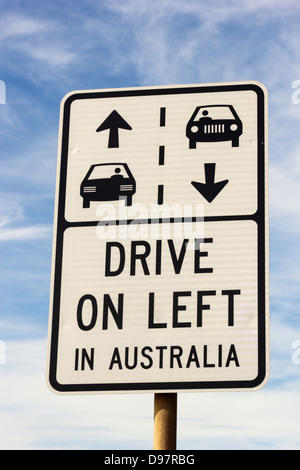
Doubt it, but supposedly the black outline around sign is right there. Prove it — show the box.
[48,83,267,393]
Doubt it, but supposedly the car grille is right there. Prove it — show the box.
[203,123,225,134]
[120,184,133,191]
[83,186,96,192]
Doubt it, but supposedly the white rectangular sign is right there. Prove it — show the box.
[47,82,269,394]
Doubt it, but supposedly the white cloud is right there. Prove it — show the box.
[0,337,153,450]
[269,313,300,378]
[0,202,24,227]
[100,0,300,87]
[0,15,53,41]
[0,195,53,242]
[0,224,52,242]
[179,386,300,450]
[2,0,298,89]
[106,0,300,32]
[0,13,76,75]
[269,144,300,232]
[0,334,299,450]
[19,43,76,67]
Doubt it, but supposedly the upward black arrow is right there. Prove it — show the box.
[191,163,229,203]
[96,110,132,148]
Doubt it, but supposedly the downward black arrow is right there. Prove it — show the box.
[96,110,132,148]
[191,163,229,203]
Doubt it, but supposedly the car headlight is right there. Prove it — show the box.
[83,186,96,192]
[230,123,238,131]
[191,125,199,133]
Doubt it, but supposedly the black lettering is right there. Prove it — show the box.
[75,348,94,371]
[141,346,153,369]
[225,344,240,367]
[218,344,222,367]
[102,293,124,330]
[194,238,213,273]
[82,348,94,370]
[74,348,79,370]
[155,239,162,275]
[148,292,167,329]
[125,346,137,369]
[105,242,125,276]
[167,239,188,274]
[172,291,192,327]
[130,241,151,275]
[170,346,183,368]
[77,294,97,331]
[109,347,122,369]
[186,345,200,368]
[222,289,241,326]
[203,345,215,367]
[156,345,167,368]
[196,290,216,327]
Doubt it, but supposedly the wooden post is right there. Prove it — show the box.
[153,393,177,450]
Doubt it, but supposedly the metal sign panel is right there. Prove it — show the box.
[47,82,269,394]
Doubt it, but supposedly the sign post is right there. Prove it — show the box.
[154,393,177,450]
[47,82,269,400]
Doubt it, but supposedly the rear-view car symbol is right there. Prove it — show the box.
[80,163,136,208]
[186,105,242,149]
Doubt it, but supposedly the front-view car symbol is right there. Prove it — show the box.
[186,105,242,149]
[80,163,136,208]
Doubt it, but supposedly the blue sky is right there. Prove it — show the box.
[0,0,300,450]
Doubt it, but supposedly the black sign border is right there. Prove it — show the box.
[48,83,268,393]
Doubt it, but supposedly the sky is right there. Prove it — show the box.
[0,0,300,450]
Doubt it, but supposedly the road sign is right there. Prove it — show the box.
[47,82,269,394]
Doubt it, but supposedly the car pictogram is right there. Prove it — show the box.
[186,105,242,149]
[80,163,136,208]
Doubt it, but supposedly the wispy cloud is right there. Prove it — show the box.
[18,42,76,68]
[0,197,52,242]
[0,12,77,83]
[101,0,300,86]
[0,224,52,242]
[0,14,53,41]
[269,143,300,233]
